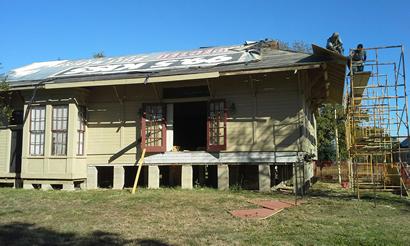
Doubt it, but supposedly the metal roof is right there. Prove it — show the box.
[4,41,347,104]
[4,41,348,105]
[6,43,260,85]
[6,41,326,88]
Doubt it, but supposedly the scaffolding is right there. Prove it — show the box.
[345,45,410,198]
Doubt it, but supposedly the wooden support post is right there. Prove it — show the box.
[335,108,341,185]
[132,149,146,194]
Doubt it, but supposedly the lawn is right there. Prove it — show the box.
[0,182,409,245]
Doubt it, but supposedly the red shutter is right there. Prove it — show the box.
[207,100,227,152]
[141,103,167,153]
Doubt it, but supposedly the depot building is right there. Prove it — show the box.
[0,40,345,192]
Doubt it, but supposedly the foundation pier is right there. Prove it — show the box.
[181,165,193,189]
[148,165,160,189]
[41,184,52,191]
[87,166,98,189]
[113,166,125,190]
[217,164,229,191]
[80,181,87,190]
[23,183,34,189]
[259,164,271,193]
[63,183,75,191]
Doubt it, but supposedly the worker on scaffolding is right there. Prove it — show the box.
[326,32,344,54]
[348,44,367,74]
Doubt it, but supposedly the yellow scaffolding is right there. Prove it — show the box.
[345,45,410,198]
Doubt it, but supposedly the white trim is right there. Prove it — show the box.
[166,104,174,151]
[87,151,303,165]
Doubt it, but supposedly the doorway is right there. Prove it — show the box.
[173,101,207,151]
[9,128,22,174]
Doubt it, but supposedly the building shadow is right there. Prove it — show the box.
[0,222,171,246]
[308,185,410,207]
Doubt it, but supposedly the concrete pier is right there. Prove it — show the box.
[148,166,160,189]
[22,183,33,189]
[113,166,125,190]
[217,164,229,191]
[258,164,271,192]
[181,165,193,189]
[87,166,98,189]
[41,184,52,191]
[63,183,75,191]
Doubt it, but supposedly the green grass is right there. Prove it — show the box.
[0,182,409,245]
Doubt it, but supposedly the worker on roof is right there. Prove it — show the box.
[326,32,344,55]
[349,44,367,73]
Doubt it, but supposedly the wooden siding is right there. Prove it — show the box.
[213,73,303,152]
[18,71,319,177]
[0,128,11,176]
[84,72,315,165]
[86,86,144,165]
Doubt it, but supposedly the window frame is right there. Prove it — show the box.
[29,106,46,156]
[77,106,86,156]
[207,99,227,152]
[140,103,167,153]
[51,105,69,156]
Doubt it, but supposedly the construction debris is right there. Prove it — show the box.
[229,199,305,219]
[230,208,281,219]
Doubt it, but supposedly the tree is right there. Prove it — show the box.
[291,40,313,54]
[316,104,347,161]
[0,77,13,126]
[276,40,312,54]
[93,52,105,58]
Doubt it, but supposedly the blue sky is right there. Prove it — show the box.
[0,0,409,73]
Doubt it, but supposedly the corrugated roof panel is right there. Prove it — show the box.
[7,44,261,83]
[5,42,347,101]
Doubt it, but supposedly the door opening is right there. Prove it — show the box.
[10,128,22,173]
[173,101,207,151]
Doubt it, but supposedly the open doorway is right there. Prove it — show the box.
[9,128,22,174]
[173,101,207,151]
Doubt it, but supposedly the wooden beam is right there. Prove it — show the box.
[220,64,322,77]
[41,72,220,90]
[206,79,214,98]
[112,86,123,104]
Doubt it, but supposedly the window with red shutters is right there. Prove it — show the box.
[141,103,167,152]
[207,100,227,151]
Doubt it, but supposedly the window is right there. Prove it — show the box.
[29,106,46,155]
[52,105,68,156]
[141,104,166,152]
[77,107,86,155]
[207,100,227,151]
